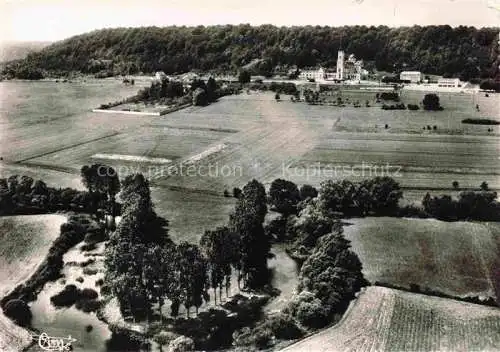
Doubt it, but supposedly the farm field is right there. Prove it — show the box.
[282,286,500,352]
[343,217,500,299]
[0,214,67,352]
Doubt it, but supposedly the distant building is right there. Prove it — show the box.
[155,71,167,81]
[400,71,422,83]
[437,78,461,88]
[336,51,345,80]
[298,50,363,82]
[299,67,325,81]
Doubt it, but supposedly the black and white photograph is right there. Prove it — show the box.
[0,0,499,351]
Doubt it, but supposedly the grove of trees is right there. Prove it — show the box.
[104,177,273,321]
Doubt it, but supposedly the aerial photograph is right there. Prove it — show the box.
[0,0,499,351]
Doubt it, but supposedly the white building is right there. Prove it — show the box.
[400,71,422,83]
[154,71,168,81]
[336,51,345,80]
[437,78,461,88]
[299,67,326,81]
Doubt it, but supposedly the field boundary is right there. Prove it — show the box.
[92,102,192,116]
[15,132,121,163]
[374,281,498,307]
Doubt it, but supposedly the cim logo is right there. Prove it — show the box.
[31,332,77,352]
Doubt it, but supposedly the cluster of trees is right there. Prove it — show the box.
[480,79,500,92]
[3,25,497,80]
[422,93,443,111]
[104,176,272,321]
[0,175,103,215]
[99,76,224,109]
[104,174,174,319]
[318,177,403,217]
[287,230,366,328]
[191,77,219,106]
[423,186,500,221]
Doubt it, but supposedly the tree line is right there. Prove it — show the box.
[2,25,498,81]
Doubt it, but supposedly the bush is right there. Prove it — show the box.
[106,325,150,351]
[407,104,419,110]
[285,291,328,329]
[462,118,500,125]
[480,79,500,92]
[75,299,101,313]
[232,187,242,198]
[168,336,196,352]
[153,330,179,346]
[83,267,99,275]
[423,93,443,111]
[80,288,98,300]
[261,313,303,340]
[3,299,32,327]
[299,184,318,201]
[50,284,80,307]
[379,92,400,101]
[233,326,274,350]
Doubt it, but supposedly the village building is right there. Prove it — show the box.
[400,71,423,83]
[437,77,461,88]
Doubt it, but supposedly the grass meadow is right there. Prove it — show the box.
[283,286,500,352]
[343,217,500,299]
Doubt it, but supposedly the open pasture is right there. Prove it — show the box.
[287,131,500,192]
[343,217,500,299]
[282,286,500,352]
[310,89,500,135]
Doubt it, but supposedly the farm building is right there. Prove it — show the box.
[437,77,462,87]
[299,67,325,81]
[400,71,423,83]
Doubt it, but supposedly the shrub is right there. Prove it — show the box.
[3,299,32,327]
[168,336,196,352]
[299,184,318,201]
[80,288,98,300]
[261,313,303,340]
[50,284,80,307]
[285,291,328,329]
[233,326,274,350]
[81,242,97,251]
[106,325,150,351]
[85,324,93,332]
[462,118,500,125]
[153,330,178,346]
[232,187,242,198]
[75,299,101,313]
[76,277,84,283]
[407,104,419,110]
[422,93,443,111]
[379,92,399,101]
[83,268,99,275]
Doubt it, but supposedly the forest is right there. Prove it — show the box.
[2,25,499,80]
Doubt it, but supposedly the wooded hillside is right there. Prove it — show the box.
[2,25,499,80]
